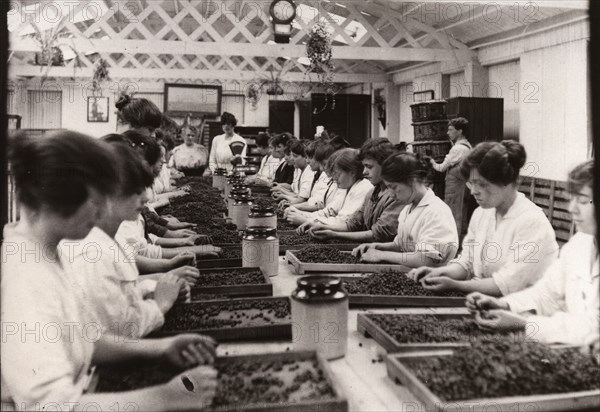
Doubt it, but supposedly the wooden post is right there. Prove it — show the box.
[385,81,400,144]
[464,61,488,97]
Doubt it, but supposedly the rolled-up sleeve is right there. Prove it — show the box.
[413,211,459,265]
[345,203,366,232]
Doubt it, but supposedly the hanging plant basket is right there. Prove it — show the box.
[34,46,64,67]
[92,58,111,93]
[306,21,336,114]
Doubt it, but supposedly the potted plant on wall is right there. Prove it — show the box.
[305,21,336,114]
[246,83,260,110]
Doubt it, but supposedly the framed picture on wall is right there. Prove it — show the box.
[413,90,434,103]
[88,97,109,122]
[164,83,222,117]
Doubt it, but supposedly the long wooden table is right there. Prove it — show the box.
[216,257,470,411]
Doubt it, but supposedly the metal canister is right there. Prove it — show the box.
[227,187,251,212]
[225,176,246,199]
[247,206,277,229]
[291,276,348,360]
[242,226,279,277]
[231,197,254,230]
[212,168,228,190]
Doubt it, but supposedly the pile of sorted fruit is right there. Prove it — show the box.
[195,222,241,244]
[407,340,600,401]
[253,196,277,209]
[193,269,265,287]
[278,219,297,230]
[279,233,352,246]
[367,314,519,344]
[161,298,291,331]
[294,246,359,264]
[219,248,242,258]
[95,355,337,407]
[344,272,463,297]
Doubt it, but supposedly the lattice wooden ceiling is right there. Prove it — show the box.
[7,0,586,84]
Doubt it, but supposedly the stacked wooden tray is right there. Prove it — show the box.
[386,350,600,412]
[152,296,292,342]
[285,250,410,275]
[89,350,348,412]
[191,267,273,300]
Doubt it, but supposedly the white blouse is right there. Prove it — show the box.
[291,165,316,199]
[501,232,599,345]
[169,143,209,170]
[451,192,559,295]
[393,188,459,265]
[307,171,331,207]
[312,178,373,226]
[115,215,163,259]
[256,155,283,183]
[1,223,95,410]
[208,133,247,173]
[61,227,165,339]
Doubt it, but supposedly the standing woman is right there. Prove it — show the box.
[352,152,458,268]
[170,125,209,176]
[1,132,217,411]
[115,94,163,136]
[430,117,473,237]
[411,141,559,296]
[209,112,247,173]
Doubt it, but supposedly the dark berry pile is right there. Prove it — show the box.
[344,272,463,297]
[293,246,359,264]
[367,314,520,344]
[95,355,337,407]
[408,340,600,401]
[220,248,242,258]
[253,196,277,209]
[278,219,298,230]
[161,298,291,332]
[279,233,353,246]
[193,269,265,287]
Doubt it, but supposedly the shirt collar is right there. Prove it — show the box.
[415,188,436,208]
[501,192,527,219]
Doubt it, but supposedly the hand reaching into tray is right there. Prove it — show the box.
[473,309,527,332]
[155,275,187,313]
[170,251,197,269]
[465,292,510,313]
[167,265,200,286]
[168,228,198,238]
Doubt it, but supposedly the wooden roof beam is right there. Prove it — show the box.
[10,37,475,62]
[385,0,588,10]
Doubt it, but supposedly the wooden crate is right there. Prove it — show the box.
[285,250,410,275]
[386,350,600,412]
[357,313,473,353]
[412,120,449,141]
[344,277,465,308]
[410,101,447,122]
[191,267,273,299]
[88,350,348,412]
[518,176,574,245]
[151,297,292,342]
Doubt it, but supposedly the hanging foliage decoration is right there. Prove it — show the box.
[306,21,336,114]
[92,58,111,94]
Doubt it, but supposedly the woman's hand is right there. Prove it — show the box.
[420,276,459,293]
[358,248,386,263]
[154,275,185,313]
[474,310,527,332]
[170,251,197,270]
[351,243,378,258]
[167,265,200,286]
[286,210,306,226]
[161,334,218,368]
[466,292,509,314]
[162,365,218,410]
[194,245,222,259]
[169,229,197,238]
[310,229,335,240]
[167,221,196,230]
[296,220,318,234]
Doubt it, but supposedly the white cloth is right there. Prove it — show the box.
[451,192,559,295]
[311,179,373,226]
[291,165,316,199]
[169,143,208,170]
[501,232,599,345]
[307,171,331,207]
[256,155,282,183]
[60,228,164,339]
[153,164,172,194]
[1,223,95,411]
[115,215,163,259]
[393,188,459,265]
[208,133,247,173]
[431,138,471,172]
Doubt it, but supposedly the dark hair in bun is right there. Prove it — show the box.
[381,152,429,184]
[220,112,237,127]
[460,140,526,186]
[9,131,118,217]
[115,94,162,130]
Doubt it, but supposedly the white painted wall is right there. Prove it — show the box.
[487,60,520,140]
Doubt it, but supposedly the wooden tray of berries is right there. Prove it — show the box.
[191,267,273,300]
[357,313,476,353]
[340,273,466,308]
[385,346,600,412]
[88,350,348,412]
[151,297,292,342]
[285,249,410,275]
[196,258,243,269]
